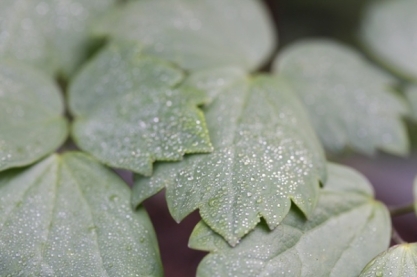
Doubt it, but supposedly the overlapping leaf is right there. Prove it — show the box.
[275,40,409,155]
[406,84,417,121]
[360,244,417,277]
[0,0,116,76]
[93,0,275,72]
[189,163,391,277]
[133,68,326,246]
[69,42,212,176]
[0,61,68,171]
[0,152,163,276]
[359,0,417,81]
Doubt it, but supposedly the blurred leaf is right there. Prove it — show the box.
[406,84,417,121]
[0,61,68,171]
[133,68,326,246]
[93,0,275,72]
[190,163,391,277]
[360,244,417,277]
[69,42,212,176]
[275,40,409,156]
[359,0,417,81]
[0,152,163,276]
[0,0,117,76]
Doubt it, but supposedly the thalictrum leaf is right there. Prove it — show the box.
[69,42,212,176]
[190,163,391,277]
[0,0,117,76]
[0,61,68,171]
[93,0,276,72]
[133,68,326,246]
[275,40,409,156]
[0,152,163,276]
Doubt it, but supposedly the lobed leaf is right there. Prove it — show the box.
[0,0,117,76]
[359,0,417,81]
[360,244,417,277]
[69,42,212,176]
[275,40,409,156]
[190,163,391,277]
[93,0,276,72]
[0,152,163,276]
[133,68,326,246]
[0,61,68,171]
[406,84,417,121]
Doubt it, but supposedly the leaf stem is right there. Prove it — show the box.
[389,203,415,217]
[391,228,406,245]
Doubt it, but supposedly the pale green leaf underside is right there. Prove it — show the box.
[275,40,409,156]
[359,0,417,81]
[360,244,417,277]
[0,152,162,276]
[93,0,275,72]
[0,0,117,76]
[406,84,417,121]
[69,42,212,176]
[133,68,326,246]
[190,163,391,277]
[0,61,68,171]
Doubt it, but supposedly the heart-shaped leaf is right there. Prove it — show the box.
[0,61,68,171]
[133,68,326,246]
[360,244,417,277]
[0,152,163,276]
[359,0,417,81]
[0,0,117,76]
[275,40,409,156]
[93,0,276,72]
[69,42,212,176]
[190,163,391,277]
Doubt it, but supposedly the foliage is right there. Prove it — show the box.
[1,0,417,276]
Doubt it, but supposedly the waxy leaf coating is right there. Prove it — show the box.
[190,164,391,277]
[0,61,68,171]
[133,68,326,246]
[360,244,417,277]
[0,152,163,276]
[69,42,212,176]
[275,40,409,156]
[359,0,417,81]
[93,0,276,72]
[0,0,116,76]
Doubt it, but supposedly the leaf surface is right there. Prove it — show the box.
[0,61,68,171]
[275,40,409,155]
[133,68,326,246]
[0,0,116,76]
[406,84,417,121]
[359,0,417,81]
[93,0,275,72]
[0,152,163,276]
[69,42,212,176]
[359,244,417,277]
[190,163,391,277]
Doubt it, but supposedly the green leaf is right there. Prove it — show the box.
[93,0,275,72]
[0,152,163,276]
[359,0,417,81]
[69,42,212,176]
[190,163,391,277]
[406,84,417,122]
[0,61,68,171]
[133,68,326,246]
[359,244,417,277]
[274,40,409,156]
[0,0,116,76]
